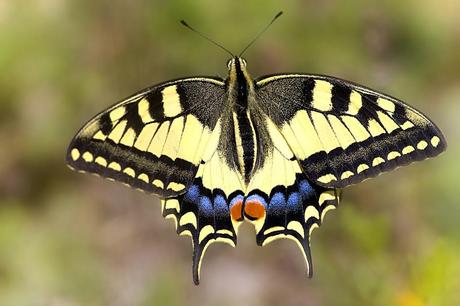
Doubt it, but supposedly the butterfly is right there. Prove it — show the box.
[66,15,446,285]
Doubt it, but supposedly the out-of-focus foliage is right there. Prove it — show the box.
[0,1,459,305]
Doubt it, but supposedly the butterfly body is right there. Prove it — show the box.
[67,56,446,284]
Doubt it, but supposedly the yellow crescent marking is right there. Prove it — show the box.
[179,229,192,237]
[138,173,149,183]
[199,225,215,243]
[387,151,401,160]
[82,151,93,162]
[215,237,236,247]
[165,199,180,213]
[417,140,428,150]
[317,174,337,184]
[402,145,415,155]
[263,226,285,236]
[71,148,80,161]
[123,167,135,177]
[216,229,233,236]
[357,163,369,174]
[167,182,185,192]
[305,206,320,221]
[372,157,385,167]
[179,212,197,228]
[431,136,440,147]
[287,221,305,239]
[108,162,121,171]
[340,171,354,180]
[319,191,336,206]
[95,156,107,167]
[152,179,164,189]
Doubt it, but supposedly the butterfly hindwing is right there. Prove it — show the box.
[256,74,447,188]
[243,119,339,277]
[162,139,245,284]
[66,78,225,197]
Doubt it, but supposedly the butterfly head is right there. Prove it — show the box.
[227,57,251,85]
[227,57,247,70]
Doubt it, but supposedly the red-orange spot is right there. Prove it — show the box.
[244,200,266,220]
[230,199,244,221]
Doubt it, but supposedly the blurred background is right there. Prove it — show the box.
[0,0,459,305]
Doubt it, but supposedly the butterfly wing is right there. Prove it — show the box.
[243,131,339,277]
[255,74,447,188]
[162,145,245,284]
[67,77,246,284]
[66,77,226,197]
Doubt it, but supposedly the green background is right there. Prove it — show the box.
[0,1,458,305]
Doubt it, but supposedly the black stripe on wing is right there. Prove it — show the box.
[255,74,447,188]
[67,78,225,197]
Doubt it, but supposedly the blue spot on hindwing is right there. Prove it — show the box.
[268,192,285,215]
[213,194,228,214]
[298,179,314,199]
[287,192,300,207]
[287,192,302,213]
[184,184,200,203]
[199,196,213,217]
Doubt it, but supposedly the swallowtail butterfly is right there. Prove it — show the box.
[67,15,446,284]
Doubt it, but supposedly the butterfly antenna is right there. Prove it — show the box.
[180,20,235,57]
[239,11,283,57]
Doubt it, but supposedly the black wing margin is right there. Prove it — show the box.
[66,78,226,197]
[255,74,447,188]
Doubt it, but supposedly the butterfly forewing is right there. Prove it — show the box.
[255,74,447,188]
[67,78,226,197]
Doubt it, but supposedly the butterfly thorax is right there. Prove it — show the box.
[223,57,260,184]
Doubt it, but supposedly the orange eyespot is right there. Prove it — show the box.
[244,200,266,221]
[230,199,244,222]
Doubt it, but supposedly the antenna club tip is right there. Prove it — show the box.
[180,20,188,26]
[276,11,283,18]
